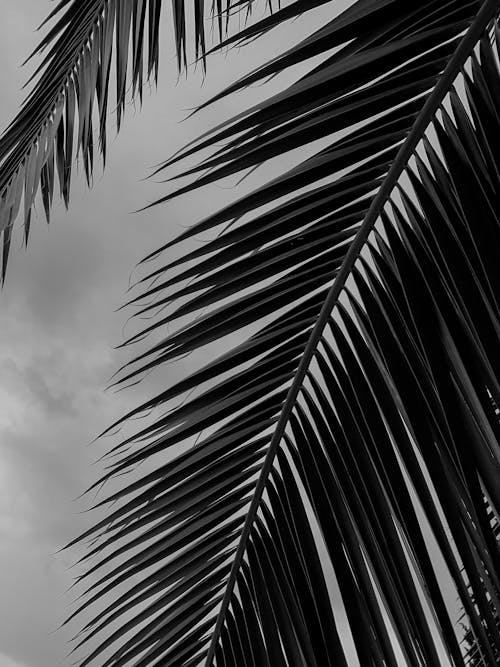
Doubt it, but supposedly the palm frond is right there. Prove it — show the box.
[0,0,256,281]
[67,0,500,665]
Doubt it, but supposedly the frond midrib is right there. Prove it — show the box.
[202,2,500,664]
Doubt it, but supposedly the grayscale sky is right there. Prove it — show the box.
[0,2,465,666]
[0,2,347,666]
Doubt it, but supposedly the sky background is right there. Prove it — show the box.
[0,2,468,666]
[0,2,342,666]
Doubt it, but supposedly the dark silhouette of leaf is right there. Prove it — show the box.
[8,1,500,665]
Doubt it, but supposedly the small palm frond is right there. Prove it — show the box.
[0,0,255,281]
[65,1,500,665]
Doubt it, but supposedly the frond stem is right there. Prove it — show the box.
[203,1,500,664]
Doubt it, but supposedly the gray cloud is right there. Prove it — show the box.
[0,653,33,667]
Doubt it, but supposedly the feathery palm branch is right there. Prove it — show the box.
[0,0,250,280]
[4,0,500,665]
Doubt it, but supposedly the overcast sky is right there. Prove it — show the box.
[0,2,467,665]
[0,2,346,666]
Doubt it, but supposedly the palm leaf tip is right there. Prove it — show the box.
[62,0,500,665]
[0,0,263,280]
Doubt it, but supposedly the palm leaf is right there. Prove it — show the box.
[60,0,500,665]
[0,0,256,281]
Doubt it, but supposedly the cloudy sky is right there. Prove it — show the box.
[0,2,344,666]
[0,2,465,666]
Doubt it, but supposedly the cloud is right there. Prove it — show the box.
[0,654,32,667]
